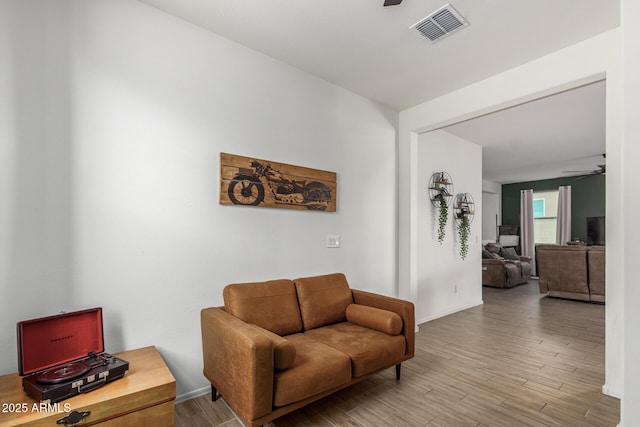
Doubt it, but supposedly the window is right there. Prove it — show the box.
[533,199,545,218]
[533,191,558,244]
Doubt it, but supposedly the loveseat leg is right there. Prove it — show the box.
[211,384,219,401]
[395,364,401,380]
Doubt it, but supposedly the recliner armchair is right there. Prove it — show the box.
[482,243,532,288]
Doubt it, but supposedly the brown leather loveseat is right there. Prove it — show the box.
[201,273,415,427]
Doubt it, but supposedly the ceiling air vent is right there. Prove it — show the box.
[411,3,469,43]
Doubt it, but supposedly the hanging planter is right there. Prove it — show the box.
[453,193,475,259]
[428,172,454,244]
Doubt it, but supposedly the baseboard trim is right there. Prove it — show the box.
[602,383,623,399]
[416,299,484,326]
[176,385,210,404]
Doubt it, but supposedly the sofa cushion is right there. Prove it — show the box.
[256,328,296,371]
[501,247,520,260]
[305,322,406,377]
[223,279,303,335]
[345,304,402,336]
[482,248,497,259]
[485,242,503,254]
[273,334,351,407]
[294,273,353,330]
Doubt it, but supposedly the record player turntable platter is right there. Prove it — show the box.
[36,361,91,384]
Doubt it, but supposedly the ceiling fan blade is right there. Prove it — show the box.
[383,0,403,6]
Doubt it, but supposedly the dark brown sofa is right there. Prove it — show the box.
[536,244,605,302]
[482,243,532,288]
[201,273,415,427]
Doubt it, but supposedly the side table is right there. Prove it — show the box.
[0,346,176,426]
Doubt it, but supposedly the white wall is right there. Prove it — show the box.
[399,29,623,398]
[621,0,640,425]
[0,0,398,399]
[0,1,75,361]
[416,131,483,324]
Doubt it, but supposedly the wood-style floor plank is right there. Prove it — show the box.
[176,280,620,426]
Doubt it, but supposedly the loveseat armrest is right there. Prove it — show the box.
[518,256,532,263]
[351,290,415,358]
[201,307,274,424]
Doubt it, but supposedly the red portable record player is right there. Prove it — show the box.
[17,307,129,403]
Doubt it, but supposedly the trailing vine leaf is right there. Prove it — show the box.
[458,214,470,259]
[437,194,448,244]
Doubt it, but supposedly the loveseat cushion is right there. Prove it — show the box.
[223,279,303,335]
[485,242,503,254]
[305,322,406,377]
[273,334,351,407]
[345,304,402,336]
[501,247,520,260]
[482,248,497,259]
[294,273,353,330]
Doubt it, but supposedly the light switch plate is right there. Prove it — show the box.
[326,235,340,248]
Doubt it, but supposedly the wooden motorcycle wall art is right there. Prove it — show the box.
[219,153,337,212]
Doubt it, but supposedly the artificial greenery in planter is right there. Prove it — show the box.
[453,192,475,259]
[457,214,470,259]
[429,171,453,244]
[436,193,448,244]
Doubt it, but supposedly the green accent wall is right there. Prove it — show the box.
[502,175,605,242]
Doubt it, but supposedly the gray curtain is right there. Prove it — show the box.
[556,185,572,245]
[520,189,535,275]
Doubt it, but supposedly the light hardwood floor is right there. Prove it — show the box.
[176,281,619,426]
